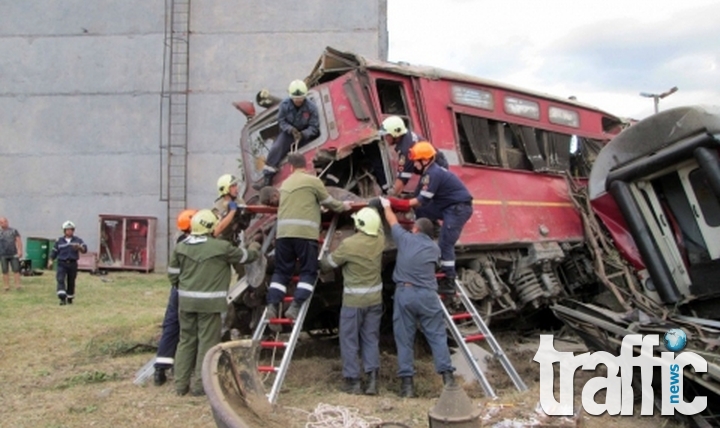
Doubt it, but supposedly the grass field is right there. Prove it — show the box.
[0,271,686,428]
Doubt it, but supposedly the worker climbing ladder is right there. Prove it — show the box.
[250,214,340,404]
[439,277,528,398]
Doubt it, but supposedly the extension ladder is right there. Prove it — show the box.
[250,215,340,404]
[439,277,528,398]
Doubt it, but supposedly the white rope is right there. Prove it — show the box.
[287,403,383,428]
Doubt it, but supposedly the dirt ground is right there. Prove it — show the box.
[0,272,687,428]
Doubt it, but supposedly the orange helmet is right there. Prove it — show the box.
[408,141,437,161]
[176,209,198,232]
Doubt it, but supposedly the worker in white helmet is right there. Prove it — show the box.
[48,220,87,305]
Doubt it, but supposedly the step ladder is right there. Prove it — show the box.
[439,277,528,398]
[250,214,339,404]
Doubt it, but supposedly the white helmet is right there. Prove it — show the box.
[217,174,239,197]
[288,79,308,98]
[62,220,76,230]
[351,207,381,236]
[380,116,407,138]
[190,209,218,235]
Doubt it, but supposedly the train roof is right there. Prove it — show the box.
[589,105,720,199]
[306,46,620,119]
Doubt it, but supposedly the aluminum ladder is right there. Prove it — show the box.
[250,215,339,404]
[439,278,528,398]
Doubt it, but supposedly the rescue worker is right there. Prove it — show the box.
[378,116,448,196]
[153,209,197,387]
[254,79,320,190]
[386,142,473,294]
[379,196,456,397]
[48,221,87,305]
[0,217,23,291]
[265,153,351,328]
[320,207,385,395]
[212,174,252,279]
[169,209,261,396]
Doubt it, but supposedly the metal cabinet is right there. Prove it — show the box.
[98,215,157,272]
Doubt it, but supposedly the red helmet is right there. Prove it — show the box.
[176,209,198,232]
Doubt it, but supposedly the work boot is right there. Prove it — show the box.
[284,300,301,320]
[252,174,273,191]
[67,298,73,305]
[399,376,415,398]
[59,296,67,306]
[190,387,205,397]
[340,378,363,395]
[364,370,378,396]
[266,304,281,333]
[441,371,457,387]
[437,277,456,295]
[176,386,189,396]
[154,368,167,386]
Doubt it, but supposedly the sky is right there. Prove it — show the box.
[387,0,720,120]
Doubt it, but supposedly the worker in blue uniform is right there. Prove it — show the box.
[378,196,456,397]
[254,79,320,190]
[387,142,473,294]
[153,209,197,387]
[378,116,448,196]
[48,221,88,305]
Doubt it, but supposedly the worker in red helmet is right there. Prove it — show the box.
[386,142,473,294]
[153,209,197,386]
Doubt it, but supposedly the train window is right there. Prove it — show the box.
[689,169,720,227]
[375,79,408,116]
[451,85,494,110]
[504,97,540,120]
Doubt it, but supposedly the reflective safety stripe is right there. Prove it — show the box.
[326,174,339,183]
[269,282,287,293]
[67,294,74,298]
[320,196,335,205]
[399,172,412,178]
[440,260,455,267]
[238,247,249,264]
[167,267,180,274]
[297,282,314,292]
[344,283,382,295]
[177,290,227,299]
[326,255,339,268]
[57,290,67,296]
[186,236,208,244]
[277,219,320,229]
[263,165,277,173]
[420,191,435,198]
[156,357,174,365]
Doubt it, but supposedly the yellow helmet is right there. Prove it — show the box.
[288,80,308,98]
[190,209,218,235]
[217,174,238,197]
[352,207,382,236]
[380,116,407,138]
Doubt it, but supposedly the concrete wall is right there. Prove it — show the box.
[0,0,387,270]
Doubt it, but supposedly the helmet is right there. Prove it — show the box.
[351,207,381,236]
[409,141,437,161]
[217,174,238,197]
[380,116,407,138]
[190,209,218,235]
[62,220,76,230]
[176,209,198,232]
[288,80,308,98]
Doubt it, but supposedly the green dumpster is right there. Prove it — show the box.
[26,237,50,271]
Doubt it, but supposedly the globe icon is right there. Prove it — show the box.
[664,328,687,352]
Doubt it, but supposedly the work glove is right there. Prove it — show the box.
[379,197,391,209]
[388,197,411,212]
[291,127,303,142]
[342,200,353,212]
[228,200,238,211]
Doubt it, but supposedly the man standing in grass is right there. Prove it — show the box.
[168,209,261,396]
[0,217,22,292]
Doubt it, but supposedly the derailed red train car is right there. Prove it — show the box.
[227,47,626,334]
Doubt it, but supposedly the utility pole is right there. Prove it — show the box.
[640,86,678,114]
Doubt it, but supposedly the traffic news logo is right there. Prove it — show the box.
[533,329,707,416]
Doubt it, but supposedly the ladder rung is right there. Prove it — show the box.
[451,313,472,321]
[464,333,485,343]
[269,318,293,325]
[257,366,278,373]
[283,296,294,303]
[260,341,287,348]
[435,272,446,278]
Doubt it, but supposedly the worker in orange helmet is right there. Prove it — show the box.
[153,208,198,386]
[386,142,473,294]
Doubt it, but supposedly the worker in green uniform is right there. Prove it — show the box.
[320,207,385,395]
[212,173,253,280]
[266,153,351,326]
[169,209,261,397]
